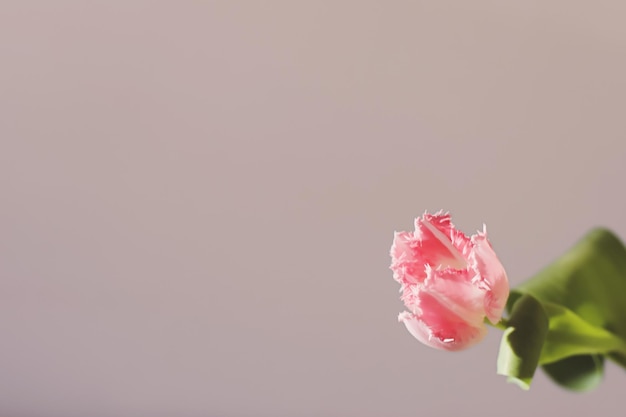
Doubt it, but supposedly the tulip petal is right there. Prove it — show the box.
[390,231,428,285]
[400,283,419,311]
[471,234,510,323]
[422,266,487,326]
[414,213,468,269]
[421,212,475,259]
[399,297,487,351]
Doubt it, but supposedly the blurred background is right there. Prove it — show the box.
[2,1,626,416]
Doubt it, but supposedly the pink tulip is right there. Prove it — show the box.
[390,212,509,351]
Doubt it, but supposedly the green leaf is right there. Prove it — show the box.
[539,302,626,365]
[497,294,549,390]
[542,355,604,392]
[498,228,626,390]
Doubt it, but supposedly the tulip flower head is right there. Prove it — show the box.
[390,212,509,351]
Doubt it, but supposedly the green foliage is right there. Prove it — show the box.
[497,294,548,390]
[497,228,626,390]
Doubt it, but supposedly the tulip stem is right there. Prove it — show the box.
[486,317,509,331]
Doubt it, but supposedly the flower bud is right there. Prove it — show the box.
[391,212,509,351]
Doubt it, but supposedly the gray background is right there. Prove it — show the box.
[1,1,626,416]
